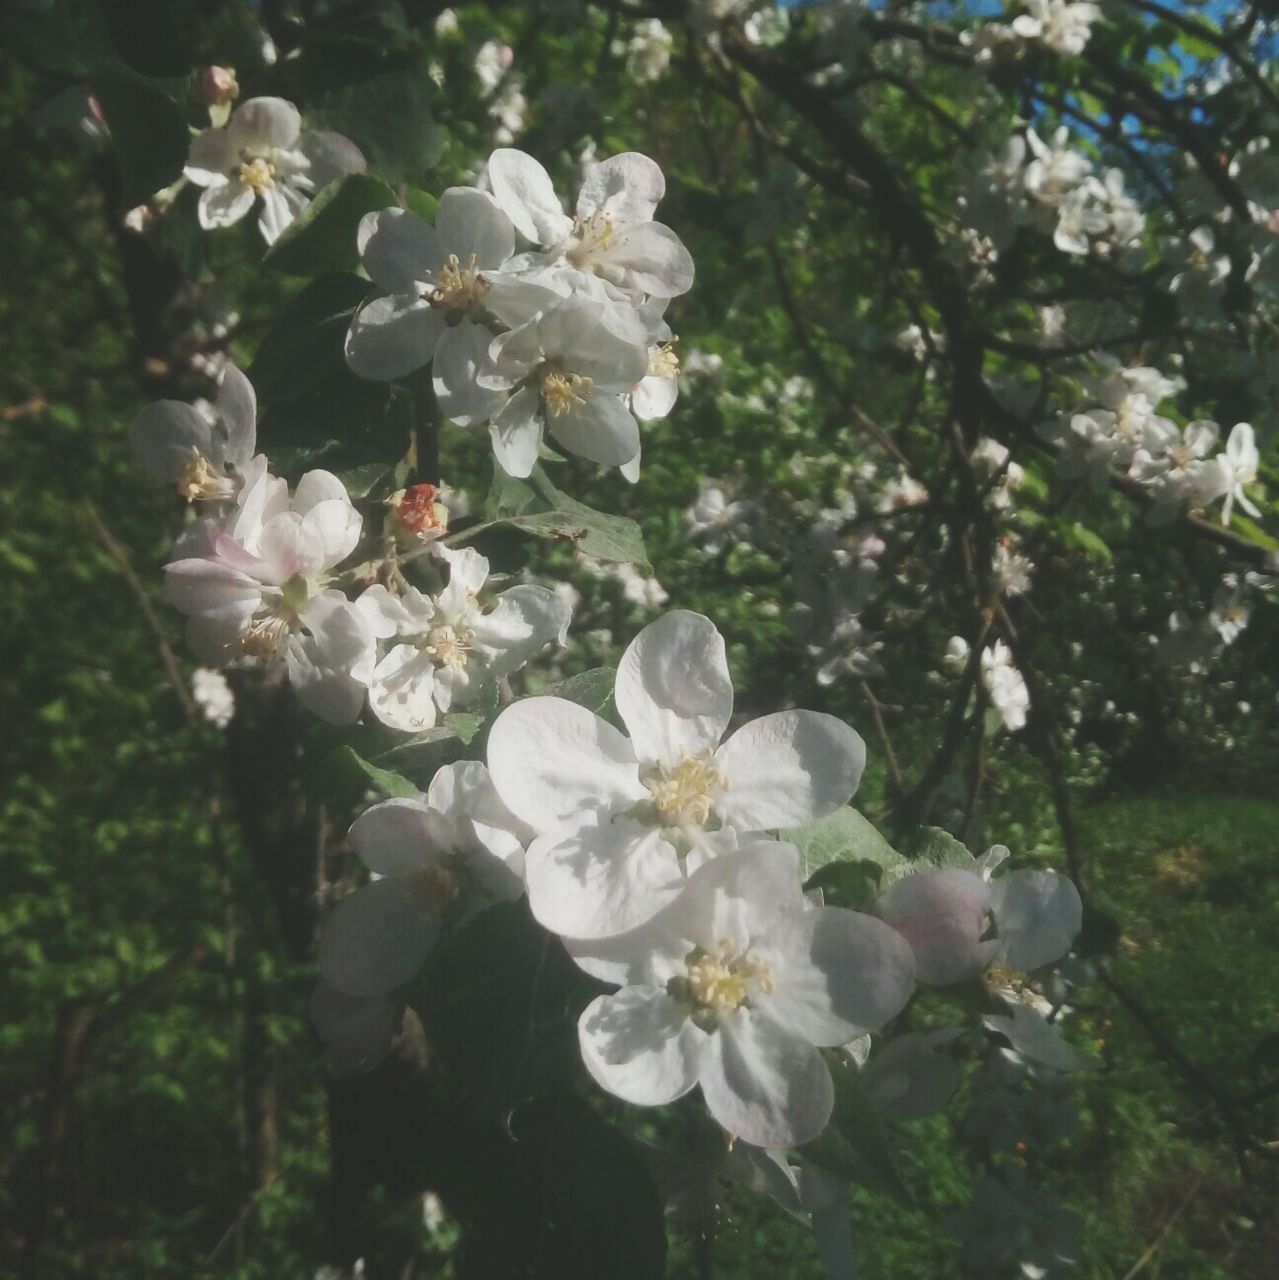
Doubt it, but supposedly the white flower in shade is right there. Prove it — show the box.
[1052,178,1108,255]
[345,188,561,422]
[131,363,262,507]
[569,840,914,1148]
[191,667,235,728]
[630,299,681,424]
[184,97,365,244]
[476,294,650,478]
[309,980,397,1076]
[1206,422,1262,525]
[876,470,929,513]
[487,610,867,939]
[1011,1,1101,56]
[626,19,673,81]
[163,471,372,723]
[318,761,531,997]
[993,542,1033,597]
[982,640,1030,731]
[1039,411,1123,490]
[1023,127,1091,205]
[1210,575,1251,644]
[875,855,1081,987]
[356,543,571,734]
[1131,418,1219,518]
[686,482,749,555]
[486,149,694,302]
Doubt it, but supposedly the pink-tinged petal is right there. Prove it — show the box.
[257,510,327,582]
[579,988,704,1106]
[525,820,684,940]
[714,711,866,831]
[875,868,996,986]
[486,696,644,833]
[615,610,733,768]
[700,1012,834,1149]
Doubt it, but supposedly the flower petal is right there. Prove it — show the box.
[487,147,573,245]
[579,987,704,1106]
[875,868,996,986]
[345,294,443,381]
[318,876,441,996]
[357,207,438,295]
[990,870,1082,973]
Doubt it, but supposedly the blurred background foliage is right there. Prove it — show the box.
[2,1,1278,1277]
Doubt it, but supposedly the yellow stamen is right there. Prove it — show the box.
[430,253,487,311]
[686,939,774,1012]
[176,453,236,503]
[649,341,680,379]
[425,623,474,671]
[540,369,592,418]
[648,750,727,829]
[238,155,276,194]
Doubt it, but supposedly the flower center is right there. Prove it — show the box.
[671,939,774,1015]
[648,341,680,379]
[235,576,311,661]
[424,623,474,671]
[567,213,615,266]
[540,368,592,418]
[1169,443,1197,470]
[647,750,727,829]
[176,452,237,503]
[238,154,276,194]
[430,253,487,313]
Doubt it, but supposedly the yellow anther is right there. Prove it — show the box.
[238,154,276,194]
[649,341,680,379]
[176,453,236,503]
[648,751,727,829]
[238,611,292,659]
[430,253,486,312]
[686,940,774,1012]
[540,369,592,418]
[425,623,474,671]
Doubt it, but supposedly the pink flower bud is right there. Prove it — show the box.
[198,66,239,107]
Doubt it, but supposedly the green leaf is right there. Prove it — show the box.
[101,0,192,77]
[265,173,397,276]
[906,826,976,874]
[468,466,649,566]
[308,744,418,809]
[805,859,886,912]
[1063,520,1113,562]
[404,188,438,223]
[249,274,371,402]
[784,806,906,879]
[806,1057,911,1207]
[90,61,189,207]
[534,667,617,714]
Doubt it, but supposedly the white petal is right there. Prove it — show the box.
[486,147,573,245]
[761,907,915,1045]
[632,373,678,422]
[216,364,257,468]
[130,401,216,484]
[486,696,644,833]
[345,293,443,381]
[546,393,641,468]
[357,207,438,295]
[185,128,235,185]
[615,610,733,767]
[308,981,396,1074]
[368,644,440,733]
[526,820,684,939]
[604,222,695,297]
[298,128,366,187]
[473,585,571,677]
[318,877,440,996]
[434,185,515,267]
[700,1012,834,1148]
[302,496,362,568]
[348,798,447,877]
[198,181,254,230]
[990,870,1081,972]
[576,151,665,223]
[488,385,543,477]
[714,712,867,831]
[579,988,703,1105]
[228,96,301,150]
[433,320,506,425]
[538,298,649,388]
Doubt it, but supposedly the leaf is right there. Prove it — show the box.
[1063,520,1112,563]
[308,64,442,186]
[101,0,192,77]
[308,744,418,810]
[90,61,189,207]
[906,826,975,874]
[805,859,885,912]
[805,1057,911,1207]
[784,806,906,879]
[265,173,397,276]
[534,667,617,715]
[249,274,371,402]
[468,466,649,566]
[410,901,593,1112]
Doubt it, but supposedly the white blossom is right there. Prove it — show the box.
[191,667,235,728]
[1009,1,1101,56]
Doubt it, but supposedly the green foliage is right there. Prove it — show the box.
[264,173,398,276]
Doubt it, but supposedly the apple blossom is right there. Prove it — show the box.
[356,543,571,734]
[1010,2,1102,58]
[486,610,867,938]
[570,840,914,1148]
[185,97,365,244]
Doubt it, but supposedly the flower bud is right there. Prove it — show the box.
[198,66,240,108]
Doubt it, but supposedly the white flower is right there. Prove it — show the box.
[994,543,1034,597]
[163,471,371,723]
[486,148,695,302]
[626,19,673,82]
[1130,419,1219,516]
[570,840,914,1148]
[630,299,681,424]
[686,482,749,555]
[1010,1,1101,57]
[318,761,532,996]
[1023,127,1091,205]
[345,188,559,423]
[983,640,1030,731]
[486,610,867,939]
[191,667,235,728]
[131,363,261,507]
[356,543,571,734]
[1209,575,1251,644]
[476,294,650,478]
[1207,422,1262,525]
[1052,178,1109,255]
[876,470,929,513]
[185,97,365,244]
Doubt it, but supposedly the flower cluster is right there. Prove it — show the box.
[345,148,693,480]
